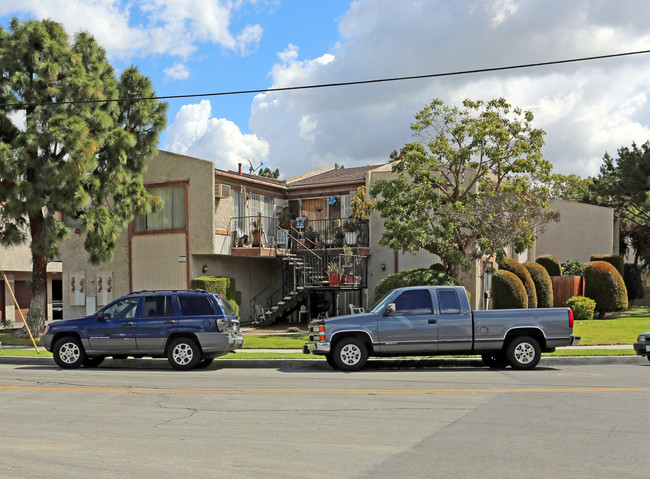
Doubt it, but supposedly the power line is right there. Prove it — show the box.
[2,49,650,109]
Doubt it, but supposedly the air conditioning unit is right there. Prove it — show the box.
[216,184,231,198]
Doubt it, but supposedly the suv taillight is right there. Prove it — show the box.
[568,308,574,329]
[216,318,229,332]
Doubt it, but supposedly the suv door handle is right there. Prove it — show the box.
[164,320,175,324]
[428,319,437,324]
[122,322,134,326]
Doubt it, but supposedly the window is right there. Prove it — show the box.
[142,296,174,318]
[178,295,215,316]
[393,290,433,315]
[213,294,236,316]
[133,184,186,232]
[437,290,461,314]
[102,298,140,319]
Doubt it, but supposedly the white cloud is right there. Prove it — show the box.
[249,0,650,177]
[165,100,270,171]
[164,63,190,81]
[1,0,262,59]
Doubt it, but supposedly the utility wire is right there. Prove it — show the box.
[2,49,650,109]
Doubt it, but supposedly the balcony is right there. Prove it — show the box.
[229,215,369,257]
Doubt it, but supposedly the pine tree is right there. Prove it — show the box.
[0,18,167,333]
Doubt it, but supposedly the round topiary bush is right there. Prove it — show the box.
[561,260,584,277]
[623,263,645,303]
[373,268,459,302]
[535,255,562,276]
[590,254,624,276]
[498,258,537,308]
[583,261,628,317]
[524,261,553,308]
[491,270,528,309]
[565,296,596,321]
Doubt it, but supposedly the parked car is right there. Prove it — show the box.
[304,285,579,371]
[41,290,243,370]
[633,331,650,362]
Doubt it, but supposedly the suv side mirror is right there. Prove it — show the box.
[384,303,396,315]
[97,311,107,321]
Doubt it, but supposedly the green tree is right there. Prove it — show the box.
[258,167,280,179]
[0,19,167,333]
[590,142,650,266]
[371,98,556,278]
[549,173,593,202]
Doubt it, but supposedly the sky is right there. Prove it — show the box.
[3,0,650,179]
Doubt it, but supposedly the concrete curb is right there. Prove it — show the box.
[1,355,646,369]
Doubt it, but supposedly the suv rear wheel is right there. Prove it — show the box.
[168,337,201,370]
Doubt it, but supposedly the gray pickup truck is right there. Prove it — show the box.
[303,285,579,370]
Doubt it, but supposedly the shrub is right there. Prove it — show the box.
[623,263,645,303]
[491,270,528,309]
[590,254,624,276]
[583,261,628,317]
[535,255,562,276]
[561,260,584,277]
[373,268,458,302]
[498,258,537,308]
[524,262,553,308]
[565,296,596,321]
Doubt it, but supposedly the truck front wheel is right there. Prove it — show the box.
[332,337,368,371]
[506,336,541,370]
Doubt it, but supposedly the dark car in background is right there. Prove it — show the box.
[41,290,243,370]
[633,331,650,362]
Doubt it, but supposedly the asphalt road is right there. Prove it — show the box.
[1,362,649,479]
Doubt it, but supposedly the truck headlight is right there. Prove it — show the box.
[638,335,647,342]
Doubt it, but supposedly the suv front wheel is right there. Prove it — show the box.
[167,337,201,370]
[53,336,86,369]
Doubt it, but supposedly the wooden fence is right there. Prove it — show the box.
[551,276,584,307]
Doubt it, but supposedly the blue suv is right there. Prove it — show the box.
[41,290,243,370]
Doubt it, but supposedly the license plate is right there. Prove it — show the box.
[646,345,650,352]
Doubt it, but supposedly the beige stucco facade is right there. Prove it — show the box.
[59,151,284,321]
[535,198,619,263]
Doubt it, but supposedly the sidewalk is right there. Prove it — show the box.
[0,345,645,369]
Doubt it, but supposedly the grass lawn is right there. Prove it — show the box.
[573,306,650,345]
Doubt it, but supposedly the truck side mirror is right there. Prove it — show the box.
[384,303,396,315]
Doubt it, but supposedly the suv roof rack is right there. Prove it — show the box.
[128,289,209,294]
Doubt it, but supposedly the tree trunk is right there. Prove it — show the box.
[27,213,48,334]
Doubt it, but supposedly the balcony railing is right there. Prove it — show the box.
[230,215,369,249]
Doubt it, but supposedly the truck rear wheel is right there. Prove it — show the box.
[506,336,541,370]
[332,337,368,371]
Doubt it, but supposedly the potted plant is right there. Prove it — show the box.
[327,261,341,286]
[251,219,261,246]
[324,228,334,247]
[343,219,358,246]
[334,227,344,247]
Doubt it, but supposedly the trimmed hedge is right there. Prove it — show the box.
[561,260,584,277]
[191,275,240,316]
[373,268,458,302]
[524,261,553,308]
[623,263,645,303]
[535,255,562,276]
[498,258,537,308]
[590,254,624,276]
[492,270,528,309]
[583,261,628,317]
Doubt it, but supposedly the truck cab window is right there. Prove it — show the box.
[437,290,461,314]
[393,290,433,315]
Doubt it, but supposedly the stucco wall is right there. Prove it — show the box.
[535,198,618,263]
